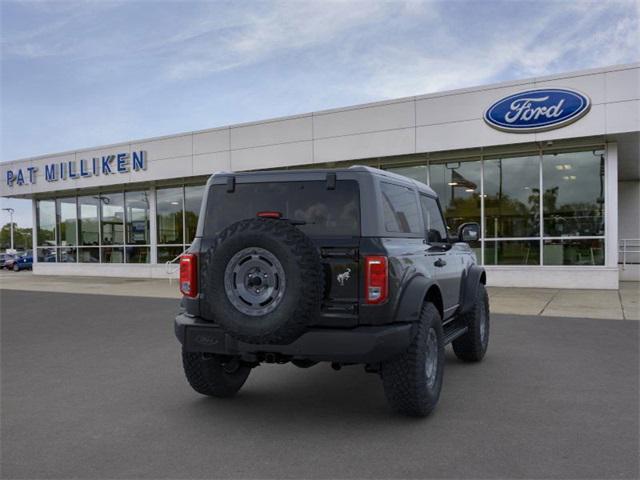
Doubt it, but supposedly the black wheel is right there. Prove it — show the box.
[13,264,19,272]
[182,349,251,397]
[381,303,444,417]
[452,283,490,362]
[201,218,324,345]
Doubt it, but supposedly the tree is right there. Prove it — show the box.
[0,223,32,251]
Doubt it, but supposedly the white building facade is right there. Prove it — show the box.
[2,63,639,289]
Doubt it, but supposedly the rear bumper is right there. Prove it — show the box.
[175,314,414,364]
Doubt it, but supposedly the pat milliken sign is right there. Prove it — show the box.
[5,151,147,187]
[484,88,591,133]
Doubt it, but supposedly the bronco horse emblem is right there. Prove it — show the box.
[337,268,351,286]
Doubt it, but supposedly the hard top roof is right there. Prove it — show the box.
[209,165,437,197]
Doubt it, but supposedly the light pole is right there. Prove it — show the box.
[2,207,15,251]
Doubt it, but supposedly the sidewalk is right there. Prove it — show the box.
[1,271,638,320]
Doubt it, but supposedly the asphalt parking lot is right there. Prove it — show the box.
[1,290,638,479]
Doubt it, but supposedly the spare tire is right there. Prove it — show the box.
[201,218,324,345]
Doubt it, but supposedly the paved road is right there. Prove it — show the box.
[1,290,638,479]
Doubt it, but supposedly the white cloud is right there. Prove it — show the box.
[352,1,640,100]
[164,1,402,80]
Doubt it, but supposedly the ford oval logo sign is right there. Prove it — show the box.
[484,88,591,133]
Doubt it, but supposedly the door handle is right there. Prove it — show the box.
[434,258,447,267]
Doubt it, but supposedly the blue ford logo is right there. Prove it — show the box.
[484,88,590,133]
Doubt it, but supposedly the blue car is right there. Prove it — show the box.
[13,252,33,271]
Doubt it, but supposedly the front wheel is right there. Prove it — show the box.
[182,349,251,398]
[380,302,444,417]
[13,264,19,272]
[452,283,490,362]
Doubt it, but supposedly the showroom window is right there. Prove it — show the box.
[56,197,77,263]
[156,184,206,263]
[125,190,151,264]
[36,199,57,262]
[483,154,540,265]
[100,192,124,263]
[542,150,605,265]
[424,159,482,258]
[35,189,152,264]
[385,147,605,266]
[77,195,100,262]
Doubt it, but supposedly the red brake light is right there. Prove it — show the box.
[179,254,197,297]
[257,211,282,219]
[365,256,388,304]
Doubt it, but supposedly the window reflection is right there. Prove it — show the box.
[543,151,605,237]
[125,191,150,245]
[484,240,540,265]
[386,165,428,185]
[101,247,124,263]
[158,246,183,264]
[37,246,56,262]
[78,247,99,263]
[430,161,481,230]
[78,196,100,246]
[37,200,56,246]
[157,187,183,245]
[58,247,76,263]
[126,246,150,263]
[543,239,604,265]
[56,198,77,246]
[429,160,481,249]
[484,156,540,238]
[100,193,124,245]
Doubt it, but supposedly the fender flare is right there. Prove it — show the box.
[458,265,486,315]
[393,274,440,323]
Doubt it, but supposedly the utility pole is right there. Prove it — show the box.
[2,207,15,251]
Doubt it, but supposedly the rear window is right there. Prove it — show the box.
[205,180,360,237]
[380,182,422,234]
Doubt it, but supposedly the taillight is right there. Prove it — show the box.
[179,254,197,297]
[365,256,388,304]
[257,211,282,219]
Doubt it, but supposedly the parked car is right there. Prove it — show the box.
[12,252,33,271]
[174,167,489,417]
[2,253,17,270]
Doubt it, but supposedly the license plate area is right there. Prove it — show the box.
[185,326,227,353]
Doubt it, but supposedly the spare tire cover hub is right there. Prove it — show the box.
[224,247,286,316]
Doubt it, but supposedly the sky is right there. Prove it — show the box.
[1,0,639,228]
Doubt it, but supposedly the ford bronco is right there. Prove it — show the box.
[174,166,489,416]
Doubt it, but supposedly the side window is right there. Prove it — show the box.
[420,195,448,243]
[380,182,422,234]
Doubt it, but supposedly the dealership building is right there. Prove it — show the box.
[1,63,638,289]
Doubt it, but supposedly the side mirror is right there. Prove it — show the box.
[458,222,480,243]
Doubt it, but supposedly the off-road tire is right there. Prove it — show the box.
[452,283,490,362]
[201,218,324,345]
[381,303,445,417]
[182,349,251,397]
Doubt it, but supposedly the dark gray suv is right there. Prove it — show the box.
[175,166,489,416]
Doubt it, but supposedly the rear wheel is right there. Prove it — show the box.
[452,283,490,362]
[381,302,444,417]
[13,264,19,272]
[182,349,251,398]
